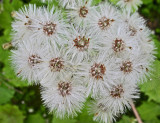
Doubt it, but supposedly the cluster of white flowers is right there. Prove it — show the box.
[11,0,155,122]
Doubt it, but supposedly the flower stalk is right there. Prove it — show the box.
[131,101,143,123]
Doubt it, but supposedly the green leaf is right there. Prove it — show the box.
[0,11,12,29]
[0,0,23,29]
[52,117,77,123]
[142,0,153,5]
[3,56,29,87]
[140,60,160,103]
[157,0,160,4]
[117,116,136,123]
[153,35,160,59]
[3,0,23,12]
[30,0,46,6]
[0,82,15,104]
[11,0,23,11]
[26,114,45,123]
[76,106,96,123]
[0,104,24,123]
[0,29,12,62]
[75,99,96,123]
[109,0,119,4]
[92,0,102,6]
[137,102,160,122]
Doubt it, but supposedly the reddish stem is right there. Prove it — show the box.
[131,102,143,123]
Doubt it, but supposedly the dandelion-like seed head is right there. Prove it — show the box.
[58,81,72,97]
[28,55,42,67]
[73,36,90,51]
[79,6,88,18]
[90,63,106,80]
[120,61,133,73]
[110,85,124,98]
[49,57,64,72]
[98,17,115,30]
[112,38,125,52]
[43,22,56,36]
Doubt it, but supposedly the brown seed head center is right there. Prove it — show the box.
[49,57,64,72]
[112,38,125,52]
[79,6,88,18]
[43,22,56,36]
[98,17,115,30]
[73,36,90,51]
[110,85,124,98]
[28,55,42,67]
[90,63,106,80]
[120,61,133,73]
[58,82,72,97]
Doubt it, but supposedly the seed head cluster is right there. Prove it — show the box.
[11,0,155,122]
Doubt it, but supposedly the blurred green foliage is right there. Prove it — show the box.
[0,0,160,123]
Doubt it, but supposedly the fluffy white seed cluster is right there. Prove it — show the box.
[11,0,155,122]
